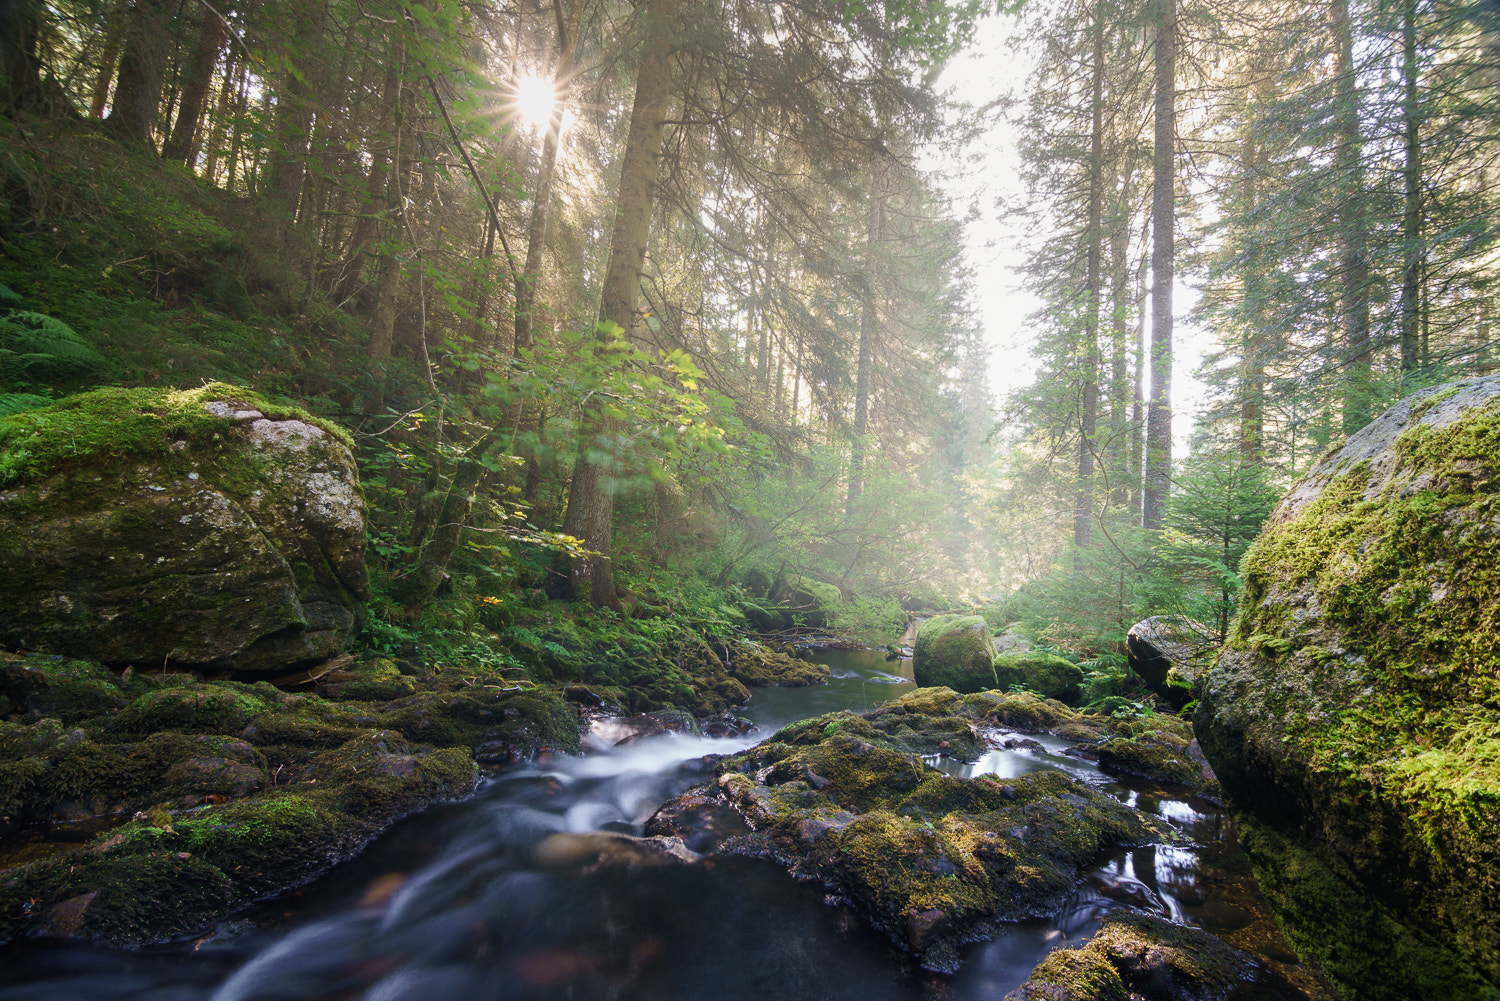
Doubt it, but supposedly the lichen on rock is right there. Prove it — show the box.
[1197,374,1500,1000]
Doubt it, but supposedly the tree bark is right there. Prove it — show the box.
[1332,0,1373,435]
[1400,0,1423,375]
[161,8,226,164]
[514,0,586,353]
[847,161,884,515]
[107,0,174,145]
[560,0,679,607]
[1076,0,1104,561]
[1143,0,1175,532]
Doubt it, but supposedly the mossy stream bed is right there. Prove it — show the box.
[0,648,1315,1000]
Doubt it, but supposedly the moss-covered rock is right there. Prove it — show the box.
[912,615,997,693]
[1005,912,1297,1000]
[0,384,370,673]
[0,650,587,947]
[647,694,1158,972]
[726,641,830,687]
[1197,375,1500,1000]
[992,651,1085,704]
[1126,615,1214,710]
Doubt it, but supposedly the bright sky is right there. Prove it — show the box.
[932,13,1212,454]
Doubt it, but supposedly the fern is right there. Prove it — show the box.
[0,309,105,374]
[0,392,53,416]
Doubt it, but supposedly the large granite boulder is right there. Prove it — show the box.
[1126,615,1214,709]
[912,614,996,692]
[0,384,370,673]
[1197,375,1500,1000]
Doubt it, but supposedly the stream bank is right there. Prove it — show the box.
[0,646,1323,1000]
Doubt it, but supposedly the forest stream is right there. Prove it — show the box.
[0,648,1306,1001]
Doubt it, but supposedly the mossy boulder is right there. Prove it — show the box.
[0,385,370,673]
[726,642,830,687]
[912,615,997,693]
[992,651,1085,704]
[1197,375,1500,1000]
[647,694,1156,972]
[1005,911,1297,1000]
[1126,615,1214,709]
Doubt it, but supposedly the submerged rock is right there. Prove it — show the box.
[0,385,370,673]
[912,615,996,693]
[1197,375,1500,1000]
[1126,615,1214,709]
[647,688,1161,972]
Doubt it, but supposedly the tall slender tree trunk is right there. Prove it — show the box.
[1332,0,1373,435]
[1076,0,1104,562]
[847,162,884,515]
[1143,0,1175,532]
[560,0,679,607]
[1400,0,1423,375]
[161,9,226,165]
[267,0,329,226]
[1239,99,1266,464]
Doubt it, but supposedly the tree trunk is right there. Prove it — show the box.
[1399,0,1423,375]
[161,8,226,165]
[513,0,585,352]
[266,0,329,225]
[1076,0,1104,562]
[1143,0,1175,532]
[560,0,679,607]
[107,0,174,145]
[1332,0,1373,436]
[847,161,884,515]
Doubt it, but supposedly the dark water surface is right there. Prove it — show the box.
[0,648,1306,1000]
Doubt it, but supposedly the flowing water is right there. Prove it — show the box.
[0,648,1306,1000]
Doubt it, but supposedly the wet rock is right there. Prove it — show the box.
[648,693,1159,973]
[1006,912,1299,1000]
[535,831,699,868]
[912,615,997,693]
[1126,615,1215,709]
[0,384,370,673]
[1197,375,1500,1000]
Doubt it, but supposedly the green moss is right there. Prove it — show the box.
[105,685,269,736]
[1095,737,1202,787]
[1234,811,1500,1001]
[0,383,350,487]
[912,615,997,693]
[695,697,1156,972]
[1200,384,1500,996]
[992,651,1085,704]
[1007,912,1286,1001]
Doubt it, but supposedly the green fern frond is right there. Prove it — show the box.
[0,392,54,416]
[0,311,105,372]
